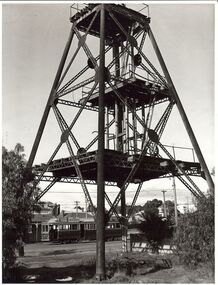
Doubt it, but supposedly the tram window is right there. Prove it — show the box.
[68,224,77,230]
[89,224,95,230]
[72,224,78,230]
[42,225,49,232]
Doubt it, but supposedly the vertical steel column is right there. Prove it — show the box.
[115,103,119,150]
[96,4,106,281]
[132,99,137,154]
[121,44,125,76]
[130,44,135,78]
[106,107,110,149]
[148,28,214,193]
[113,43,126,251]
[113,44,123,152]
[124,99,129,153]
[27,28,75,168]
[141,105,146,149]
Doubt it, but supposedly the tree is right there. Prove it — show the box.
[173,195,214,268]
[2,144,36,282]
[165,200,181,224]
[143,199,162,218]
[136,199,173,252]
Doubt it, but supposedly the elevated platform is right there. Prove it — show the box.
[70,4,150,45]
[81,77,170,108]
[35,150,201,184]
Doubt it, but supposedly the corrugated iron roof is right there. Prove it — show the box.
[31,213,55,223]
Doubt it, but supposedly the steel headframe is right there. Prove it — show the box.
[27,4,213,279]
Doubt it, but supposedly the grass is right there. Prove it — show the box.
[10,251,214,283]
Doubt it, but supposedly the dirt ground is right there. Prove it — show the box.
[18,240,121,268]
[17,241,214,283]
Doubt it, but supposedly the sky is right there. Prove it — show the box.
[2,2,215,212]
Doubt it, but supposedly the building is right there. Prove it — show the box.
[25,201,60,242]
[25,201,121,243]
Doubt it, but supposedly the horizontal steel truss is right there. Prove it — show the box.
[35,155,201,177]
[36,174,117,186]
[58,94,170,114]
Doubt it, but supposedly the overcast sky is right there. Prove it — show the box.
[2,3,215,211]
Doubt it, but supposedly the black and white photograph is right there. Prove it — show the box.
[2,2,215,283]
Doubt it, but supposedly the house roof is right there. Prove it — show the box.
[31,213,55,223]
[57,212,94,222]
[31,211,120,224]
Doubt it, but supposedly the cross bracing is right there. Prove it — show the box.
[28,4,213,232]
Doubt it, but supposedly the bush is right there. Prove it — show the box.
[173,195,214,268]
[138,215,173,252]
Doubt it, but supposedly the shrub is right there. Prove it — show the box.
[173,195,214,268]
[138,215,173,252]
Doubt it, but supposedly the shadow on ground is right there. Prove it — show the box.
[19,264,96,283]
[40,249,77,256]
[15,257,171,283]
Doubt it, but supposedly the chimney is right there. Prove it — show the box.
[60,210,65,218]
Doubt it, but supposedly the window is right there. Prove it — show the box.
[85,224,89,230]
[88,223,95,230]
[42,225,49,232]
[69,224,78,230]
[115,223,121,228]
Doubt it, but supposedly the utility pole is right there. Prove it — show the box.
[162,190,167,218]
[85,196,88,219]
[172,178,178,226]
[74,201,80,218]
[172,146,178,227]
